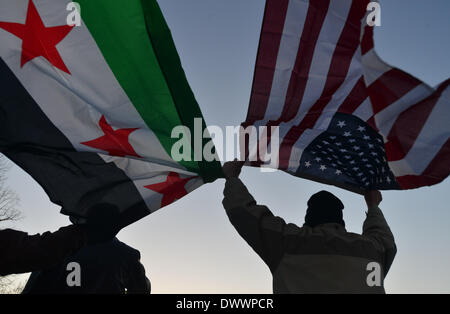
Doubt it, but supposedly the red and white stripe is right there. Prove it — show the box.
[242,0,450,189]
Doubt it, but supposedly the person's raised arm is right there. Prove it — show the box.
[0,225,87,276]
[0,204,121,276]
[362,190,397,275]
[222,161,286,273]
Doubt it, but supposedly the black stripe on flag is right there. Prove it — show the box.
[0,58,149,228]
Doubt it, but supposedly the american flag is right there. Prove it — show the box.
[241,0,449,191]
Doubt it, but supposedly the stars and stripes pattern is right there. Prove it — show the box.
[242,0,449,191]
[299,113,398,191]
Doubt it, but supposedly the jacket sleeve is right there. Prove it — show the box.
[0,225,87,276]
[362,206,397,275]
[222,178,287,272]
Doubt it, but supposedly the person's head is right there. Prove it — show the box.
[86,203,120,224]
[304,191,345,228]
[83,203,122,244]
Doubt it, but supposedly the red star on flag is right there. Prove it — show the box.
[81,115,141,158]
[145,172,197,207]
[0,0,74,74]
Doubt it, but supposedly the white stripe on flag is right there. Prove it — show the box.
[389,86,450,176]
[375,84,434,137]
[101,155,202,212]
[352,97,373,122]
[362,50,392,86]
[278,0,354,140]
[314,48,363,131]
[254,0,309,128]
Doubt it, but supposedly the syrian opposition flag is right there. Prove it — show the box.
[241,0,449,192]
[0,0,222,227]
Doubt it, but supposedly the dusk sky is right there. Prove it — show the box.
[4,0,450,293]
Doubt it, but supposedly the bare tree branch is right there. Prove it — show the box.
[0,154,23,293]
[0,155,20,222]
[0,276,25,294]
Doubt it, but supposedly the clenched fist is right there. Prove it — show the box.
[222,160,245,179]
[364,190,382,208]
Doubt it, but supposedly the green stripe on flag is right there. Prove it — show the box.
[140,0,223,181]
[77,0,223,181]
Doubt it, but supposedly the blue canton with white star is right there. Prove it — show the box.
[297,113,399,190]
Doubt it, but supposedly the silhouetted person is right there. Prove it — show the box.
[0,203,120,277]
[222,161,396,294]
[22,238,150,294]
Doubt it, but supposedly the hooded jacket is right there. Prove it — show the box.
[223,178,397,294]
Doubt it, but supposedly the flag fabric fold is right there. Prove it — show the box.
[0,0,222,227]
[242,0,449,192]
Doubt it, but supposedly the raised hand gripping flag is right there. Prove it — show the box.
[0,0,222,227]
[242,0,449,192]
